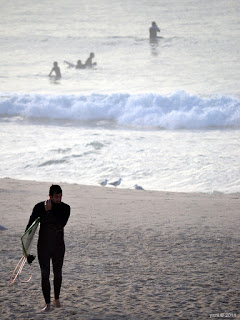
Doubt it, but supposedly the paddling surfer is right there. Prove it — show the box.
[75,60,86,69]
[25,185,70,311]
[64,60,86,69]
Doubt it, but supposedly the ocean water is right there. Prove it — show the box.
[0,0,240,193]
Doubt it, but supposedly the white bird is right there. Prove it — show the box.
[134,184,144,190]
[109,178,122,187]
[100,179,108,186]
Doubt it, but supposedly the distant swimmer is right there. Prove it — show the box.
[48,61,61,79]
[64,60,86,69]
[149,21,160,39]
[85,52,97,68]
[75,60,86,69]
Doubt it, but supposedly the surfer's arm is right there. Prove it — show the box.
[62,206,70,227]
[57,205,70,229]
[25,203,43,231]
[25,214,37,231]
[48,68,54,77]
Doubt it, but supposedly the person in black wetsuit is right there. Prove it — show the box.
[149,21,160,39]
[25,185,70,312]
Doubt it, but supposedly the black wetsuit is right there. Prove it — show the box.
[149,25,160,39]
[26,201,70,304]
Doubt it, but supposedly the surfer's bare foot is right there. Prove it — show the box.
[42,304,51,312]
[53,299,61,308]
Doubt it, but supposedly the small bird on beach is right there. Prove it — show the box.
[109,178,122,187]
[134,184,144,190]
[100,179,108,186]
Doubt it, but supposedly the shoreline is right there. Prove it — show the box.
[1,176,239,196]
[0,178,239,319]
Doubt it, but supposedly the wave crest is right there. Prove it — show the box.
[0,91,239,129]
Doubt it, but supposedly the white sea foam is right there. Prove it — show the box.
[0,91,239,129]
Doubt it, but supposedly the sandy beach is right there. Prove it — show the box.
[0,178,239,319]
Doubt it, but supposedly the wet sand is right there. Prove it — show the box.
[0,178,239,319]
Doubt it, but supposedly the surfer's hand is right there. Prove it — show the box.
[44,199,52,212]
[27,254,36,264]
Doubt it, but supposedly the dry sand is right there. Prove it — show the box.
[0,178,239,319]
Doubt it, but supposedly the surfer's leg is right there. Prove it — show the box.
[38,247,51,304]
[52,245,65,302]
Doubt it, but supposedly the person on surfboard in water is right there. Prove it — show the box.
[85,52,97,68]
[48,61,61,79]
[64,60,86,69]
[75,59,86,69]
[25,185,70,311]
[149,21,160,39]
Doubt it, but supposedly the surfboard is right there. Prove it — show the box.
[21,217,40,257]
[64,60,75,68]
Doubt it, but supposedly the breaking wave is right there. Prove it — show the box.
[0,91,239,129]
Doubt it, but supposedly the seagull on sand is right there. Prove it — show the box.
[100,179,108,186]
[134,184,144,190]
[109,178,122,187]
